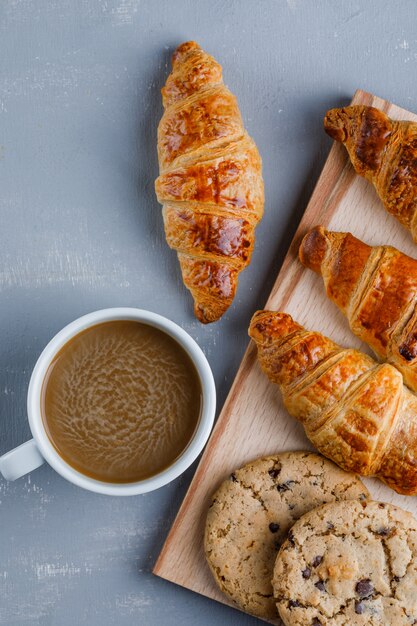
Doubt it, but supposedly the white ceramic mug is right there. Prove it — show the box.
[0,308,216,496]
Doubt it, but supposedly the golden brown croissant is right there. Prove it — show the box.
[155,41,264,323]
[249,310,417,495]
[299,225,417,394]
[324,105,417,240]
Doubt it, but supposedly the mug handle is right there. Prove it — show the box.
[0,439,45,481]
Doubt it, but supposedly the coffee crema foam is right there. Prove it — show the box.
[41,321,202,483]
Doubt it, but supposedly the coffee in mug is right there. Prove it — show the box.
[40,320,202,483]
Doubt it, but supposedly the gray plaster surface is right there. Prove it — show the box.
[0,0,416,624]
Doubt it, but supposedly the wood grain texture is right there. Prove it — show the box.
[153,90,417,623]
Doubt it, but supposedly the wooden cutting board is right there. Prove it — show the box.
[154,89,417,624]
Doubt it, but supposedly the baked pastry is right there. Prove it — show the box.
[324,105,417,241]
[273,499,417,625]
[299,225,417,393]
[249,310,417,495]
[204,452,368,619]
[155,41,264,323]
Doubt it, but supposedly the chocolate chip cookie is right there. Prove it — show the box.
[204,451,368,619]
[273,499,417,625]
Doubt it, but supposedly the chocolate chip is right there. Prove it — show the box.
[268,467,281,479]
[230,473,237,482]
[288,530,295,546]
[269,522,280,533]
[312,555,323,568]
[288,600,300,608]
[376,527,391,536]
[312,619,322,626]
[355,601,365,614]
[277,480,295,492]
[355,579,374,598]
[315,580,326,592]
[274,541,281,550]
[302,568,311,579]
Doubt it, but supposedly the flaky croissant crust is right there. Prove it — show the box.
[155,42,264,323]
[324,105,417,241]
[249,310,417,495]
[300,226,417,394]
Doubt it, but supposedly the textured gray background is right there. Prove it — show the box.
[1,0,416,624]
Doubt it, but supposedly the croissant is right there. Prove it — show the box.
[324,105,417,240]
[249,310,417,495]
[155,41,264,323]
[299,225,417,394]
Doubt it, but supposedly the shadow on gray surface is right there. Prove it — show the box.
[245,93,352,314]
[135,41,189,300]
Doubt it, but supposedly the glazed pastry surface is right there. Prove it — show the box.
[156,41,264,323]
[299,225,417,393]
[249,310,417,495]
[324,105,417,241]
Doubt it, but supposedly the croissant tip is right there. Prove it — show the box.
[249,310,273,342]
[249,310,299,345]
[194,303,221,324]
[324,108,348,143]
[299,226,329,273]
[172,41,201,65]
